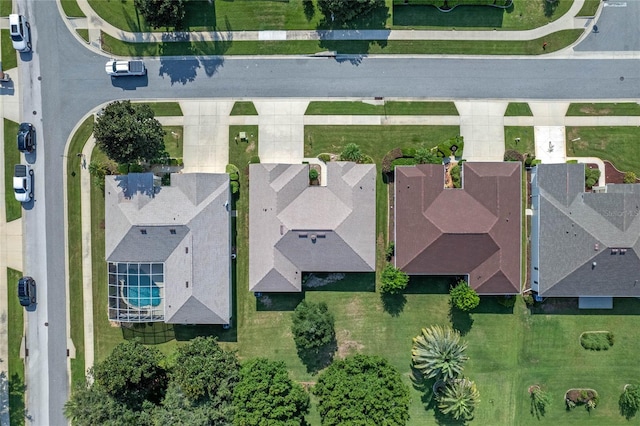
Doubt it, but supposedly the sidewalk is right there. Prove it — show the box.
[68,0,593,48]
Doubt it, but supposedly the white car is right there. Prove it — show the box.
[9,14,31,52]
[105,59,146,77]
[13,164,33,203]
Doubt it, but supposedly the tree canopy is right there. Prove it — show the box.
[450,280,480,312]
[412,325,468,382]
[313,354,411,426]
[291,300,335,351]
[233,358,310,425]
[317,0,385,25]
[94,100,166,164]
[134,0,186,29]
[380,263,409,294]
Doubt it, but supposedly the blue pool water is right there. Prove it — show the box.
[124,275,161,307]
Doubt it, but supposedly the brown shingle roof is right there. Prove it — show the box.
[394,163,521,294]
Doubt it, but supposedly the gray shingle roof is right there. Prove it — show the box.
[533,163,640,297]
[105,173,231,324]
[249,162,376,292]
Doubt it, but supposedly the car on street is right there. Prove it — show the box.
[17,276,36,306]
[105,59,146,76]
[17,122,35,153]
[13,164,33,203]
[9,14,31,52]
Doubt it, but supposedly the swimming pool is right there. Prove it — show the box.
[124,274,162,307]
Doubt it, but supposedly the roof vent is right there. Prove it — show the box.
[594,243,599,251]
[298,233,308,238]
[140,229,147,235]
[170,229,176,235]
[311,234,317,242]
[592,262,597,268]
[611,248,618,254]
[620,248,627,254]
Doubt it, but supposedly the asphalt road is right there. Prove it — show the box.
[575,0,640,51]
[22,0,640,424]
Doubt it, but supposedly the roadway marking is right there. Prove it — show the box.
[603,2,627,7]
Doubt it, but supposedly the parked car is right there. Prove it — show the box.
[17,276,36,306]
[9,14,31,52]
[13,164,33,203]
[17,122,35,153]
[105,59,146,77]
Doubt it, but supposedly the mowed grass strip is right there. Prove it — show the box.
[7,267,26,426]
[1,30,17,70]
[566,103,640,116]
[505,102,533,116]
[305,101,458,115]
[566,126,640,175]
[61,0,86,17]
[230,102,258,116]
[577,0,601,17]
[146,102,183,117]
[101,29,582,56]
[4,119,20,222]
[66,115,94,385]
[162,126,183,159]
[504,126,535,155]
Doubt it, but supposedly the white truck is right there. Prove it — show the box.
[13,164,33,203]
[105,59,146,77]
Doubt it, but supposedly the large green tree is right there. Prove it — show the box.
[233,358,310,425]
[380,263,409,294]
[94,100,165,164]
[91,340,168,409]
[317,0,384,24]
[619,384,640,420]
[134,0,185,29]
[437,378,480,421]
[313,354,411,426]
[412,325,468,382]
[291,301,335,351]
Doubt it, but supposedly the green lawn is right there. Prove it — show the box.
[4,119,20,222]
[505,127,535,156]
[565,127,640,175]
[230,102,258,116]
[576,0,601,17]
[101,29,583,56]
[0,0,11,16]
[66,115,94,385]
[146,102,183,117]
[1,30,17,72]
[566,103,640,116]
[162,126,183,159]
[7,268,25,426]
[505,102,533,116]
[393,0,575,30]
[61,0,86,17]
[305,101,459,115]
[76,29,89,43]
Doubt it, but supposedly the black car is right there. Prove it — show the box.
[17,122,35,153]
[17,276,36,306]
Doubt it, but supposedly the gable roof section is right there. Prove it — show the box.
[533,163,640,297]
[249,162,376,292]
[395,163,521,294]
[105,173,231,324]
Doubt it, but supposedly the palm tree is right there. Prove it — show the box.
[412,325,468,381]
[438,378,480,421]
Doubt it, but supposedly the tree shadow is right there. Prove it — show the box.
[303,0,315,22]
[433,408,469,426]
[410,367,436,408]
[7,372,25,425]
[449,303,474,336]
[381,292,407,317]
[303,272,375,292]
[544,0,559,18]
[256,292,305,311]
[122,322,175,344]
[297,338,337,374]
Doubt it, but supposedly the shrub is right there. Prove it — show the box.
[623,171,637,184]
[450,164,461,188]
[391,157,418,169]
[530,386,550,419]
[161,173,171,186]
[566,159,579,164]
[318,153,331,163]
[361,154,374,164]
[401,147,416,157]
[229,172,239,181]
[380,264,409,294]
[230,181,239,194]
[580,332,614,351]
[523,293,535,307]
[504,149,524,162]
[309,168,319,181]
[226,163,240,176]
[340,143,363,162]
[450,281,479,312]
[525,155,536,168]
[385,242,395,261]
[382,148,403,173]
[250,155,260,164]
[585,167,601,189]
[438,135,464,158]
[415,147,442,165]
[619,384,640,419]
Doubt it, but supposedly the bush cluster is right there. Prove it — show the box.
[450,281,479,311]
[309,168,319,181]
[580,332,614,351]
[585,167,601,189]
[318,153,331,163]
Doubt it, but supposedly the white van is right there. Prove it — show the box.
[9,14,31,52]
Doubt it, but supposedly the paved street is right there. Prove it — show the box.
[0,0,636,424]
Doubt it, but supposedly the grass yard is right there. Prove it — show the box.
[505,127,535,156]
[305,101,459,115]
[76,29,89,43]
[565,127,640,175]
[101,29,582,56]
[146,101,183,117]
[4,119,20,222]
[61,0,85,17]
[393,0,575,30]
[230,102,258,116]
[505,102,533,116]
[566,103,640,116]
[576,0,601,17]
[1,30,17,70]
[66,115,94,385]
[7,268,25,426]
[162,126,183,159]
[0,0,10,16]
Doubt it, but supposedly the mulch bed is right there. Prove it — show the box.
[566,389,597,404]
[604,160,635,184]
